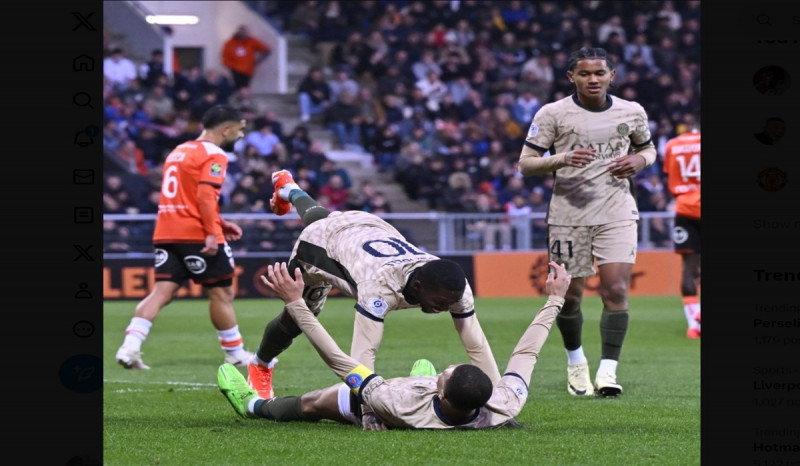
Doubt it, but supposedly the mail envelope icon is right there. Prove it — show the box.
[73,169,95,184]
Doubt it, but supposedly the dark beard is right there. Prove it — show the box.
[219,140,235,152]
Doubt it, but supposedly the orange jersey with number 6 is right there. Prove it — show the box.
[663,131,700,219]
[152,140,228,243]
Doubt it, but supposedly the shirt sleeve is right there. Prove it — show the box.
[450,284,501,383]
[504,296,564,386]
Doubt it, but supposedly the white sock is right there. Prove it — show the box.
[218,325,245,355]
[255,356,278,369]
[684,303,701,330]
[122,317,152,351]
[566,347,588,365]
[279,183,301,201]
[597,359,618,375]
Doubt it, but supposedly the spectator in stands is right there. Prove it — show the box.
[318,173,349,211]
[203,68,236,104]
[287,1,321,37]
[325,90,364,151]
[117,139,149,176]
[104,47,138,92]
[327,68,360,104]
[139,49,168,90]
[221,25,271,90]
[316,158,352,189]
[412,50,443,82]
[243,119,283,159]
[466,192,512,251]
[226,85,269,122]
[370,124,403,173]
[298,67,332,123]
[142,85,175,124]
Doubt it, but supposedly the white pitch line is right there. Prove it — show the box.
[104,379,216,387]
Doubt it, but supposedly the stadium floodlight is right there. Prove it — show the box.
[145,15,199,25]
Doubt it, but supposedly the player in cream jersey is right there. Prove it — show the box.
[524,90,652,226]
[518,47,657,398]
[246,169,499,430]
[217,261,571,430]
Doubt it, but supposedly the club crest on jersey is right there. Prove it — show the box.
[366,298,388,316]
[154,248,168,267]
[528,122,539,138]
[209,163,223,177]
[184,255,207,274]
[616,123,629,136]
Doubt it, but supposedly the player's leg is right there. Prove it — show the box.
[681,252,701,338]
[673,216,701,337]
[206,284,254,366]
[270,169,330,224]
[116,245,184,370]
[249,261,331,398]
[593,220,638,397]
[548,225,595,396]
[198,243,254,366]
[116,280,180,370]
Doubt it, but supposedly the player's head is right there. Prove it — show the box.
[201,105,246,151]
[438,364,493,412]
[566,47,616,101]
[411,260,467,314]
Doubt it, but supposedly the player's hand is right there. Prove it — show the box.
[200,235,218,256]
[565,148,596,168]
[361,412,387,431]
[607,153,646,178]
[546,261,572,298]
[260,262,305,303]
[222,221,243,242]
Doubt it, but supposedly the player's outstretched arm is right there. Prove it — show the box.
[260,263,366,380]
[504,262,571,386]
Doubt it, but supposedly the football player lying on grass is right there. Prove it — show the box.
[218,261,570,429]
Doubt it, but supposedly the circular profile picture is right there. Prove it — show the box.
[757,167,788,192]
[752,66,791,96]
[754,117,787,146]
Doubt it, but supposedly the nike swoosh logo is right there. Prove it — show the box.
[569,383,587,395]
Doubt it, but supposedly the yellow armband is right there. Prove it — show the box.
[343,364,375,394]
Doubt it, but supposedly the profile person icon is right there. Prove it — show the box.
[753,66,791,96]
[754,117,787,146]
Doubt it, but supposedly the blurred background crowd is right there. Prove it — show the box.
[103,0,700,254]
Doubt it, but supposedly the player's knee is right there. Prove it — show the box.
[600,280,628,304]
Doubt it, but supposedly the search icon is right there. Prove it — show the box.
[756,14,771,25]
[73,92,93,109]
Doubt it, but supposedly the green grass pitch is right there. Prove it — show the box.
[103,296,700,465]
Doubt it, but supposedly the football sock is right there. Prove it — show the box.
[290,192,331,225]
[597,358,618,375]
[256,311,302,363]
[253,396,306,421]
[217,325,245,353]
[556,311,583,351]
[600,308,628,361]
[682,296,700,329]
[122,317,152,351]
[566,347,588,365]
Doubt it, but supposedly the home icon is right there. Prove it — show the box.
[73,54,95,72]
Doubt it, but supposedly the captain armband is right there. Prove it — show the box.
[343,365,376,395]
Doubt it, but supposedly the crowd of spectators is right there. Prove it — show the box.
[104,0,700,253]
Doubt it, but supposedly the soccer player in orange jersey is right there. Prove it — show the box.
[663,125,701,339]
[115,105,254,369]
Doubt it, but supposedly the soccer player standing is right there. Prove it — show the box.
[517,47,658,397]
[663,125,701,338]
[115,105,254,370]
